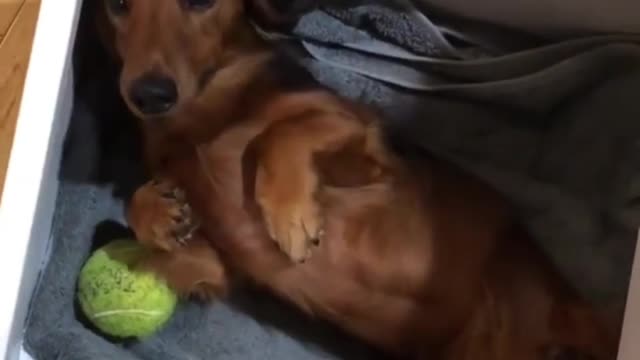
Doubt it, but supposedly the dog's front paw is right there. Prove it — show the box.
[257,190,324,263]
[128,179,198,251]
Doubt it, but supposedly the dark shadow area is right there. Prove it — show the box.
[227,288,386,360]
[60,0,147,201]
[90,220,135,252]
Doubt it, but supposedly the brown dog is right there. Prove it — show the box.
[100,0,619,358]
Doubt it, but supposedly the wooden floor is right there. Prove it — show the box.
[0,0,41,196]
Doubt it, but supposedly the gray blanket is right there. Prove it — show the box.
[24,1,640,359]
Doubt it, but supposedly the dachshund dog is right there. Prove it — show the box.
[100,0,619,358]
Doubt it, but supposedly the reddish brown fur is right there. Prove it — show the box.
[101,0,619,358]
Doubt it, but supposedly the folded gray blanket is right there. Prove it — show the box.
[24,1,640,359]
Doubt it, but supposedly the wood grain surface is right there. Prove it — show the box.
[0,0,41,196]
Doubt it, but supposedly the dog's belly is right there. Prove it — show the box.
[313,183,437,294]
[292,168,519,351]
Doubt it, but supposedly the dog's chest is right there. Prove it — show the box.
[196,122,268,203]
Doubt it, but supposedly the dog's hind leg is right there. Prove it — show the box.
[137,235,229,301]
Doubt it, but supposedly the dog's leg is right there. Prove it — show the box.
[128,177,227,301]
[253,113,369,262]
[127,178,199,251]
[137,235,229,301]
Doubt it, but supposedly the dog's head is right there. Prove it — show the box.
[101,0,256,119]
[99,0,325,119]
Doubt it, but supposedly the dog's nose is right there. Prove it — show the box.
[129,73,178,115]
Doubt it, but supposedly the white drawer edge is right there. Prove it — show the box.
[17,348,32,360]
[0,0,84,359]
[616,229,640,360]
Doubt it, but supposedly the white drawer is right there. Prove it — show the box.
[0,0,83,359]
[617,233,640,360]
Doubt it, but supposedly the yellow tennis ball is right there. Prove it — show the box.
[77,239,177,338]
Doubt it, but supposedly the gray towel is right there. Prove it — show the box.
[24,1,640,359]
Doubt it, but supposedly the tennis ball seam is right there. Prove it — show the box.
[92,309,165,319]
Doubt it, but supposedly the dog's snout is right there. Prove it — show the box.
[129,73,178,115]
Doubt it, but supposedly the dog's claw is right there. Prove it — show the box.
[260,199,323,263]
[132,179,200,250]
[180,204,193,218]
[161,191,176,200]
[174,188,186,200]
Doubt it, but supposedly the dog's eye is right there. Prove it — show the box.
[181,0,215,11]
[107,0,129,15]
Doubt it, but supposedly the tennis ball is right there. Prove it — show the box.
[77,239,177,338]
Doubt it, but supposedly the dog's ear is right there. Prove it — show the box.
[246,0,319,29]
